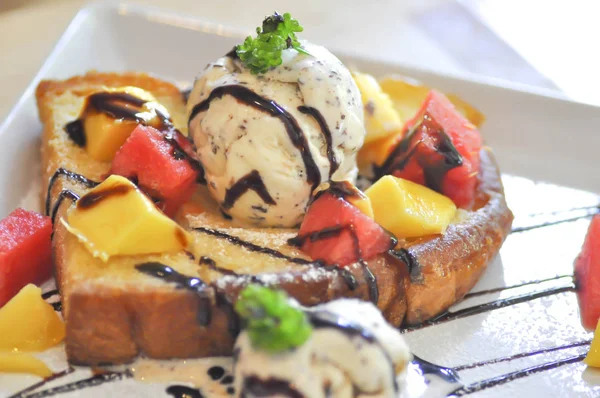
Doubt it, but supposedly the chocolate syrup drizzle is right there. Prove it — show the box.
[50,190,80,224]
[188,85,321,190]
[6,368,75,398]
[374,121,463,192]
[45,168,100,217]
[64,92,172,147]
[193,227,358,292]
[402,284,576,332]
[166,385,204,398]
[77,184,131,210]
[287,222,387,305]
[8,371,132,398]
[463,274,574,299]
[450,353,586,396]
[240,376,303,398]
[512,205,600,233]
[222,170,276,210]
[297,105,339,177]
[136,262,211,325]
[452,339,591,371]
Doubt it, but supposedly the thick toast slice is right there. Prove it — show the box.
[38,72,512,365]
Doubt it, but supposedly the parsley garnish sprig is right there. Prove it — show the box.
[236,12,310,74]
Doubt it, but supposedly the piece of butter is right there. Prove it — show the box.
[0,284,65,352]
[64,175,191,262]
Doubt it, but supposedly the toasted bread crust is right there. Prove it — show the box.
[39,73,511,365]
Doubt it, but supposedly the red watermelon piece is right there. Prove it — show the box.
[382,90,482,209]
[110,125,199,217]
[576,215,600,330]
[0,208,53,307]
[295,193,395,266]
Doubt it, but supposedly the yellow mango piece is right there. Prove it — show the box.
[357,130,403,171]
[0,284,65,352]
[82,86,167,162]
[64,175,191,262]
[348,195,374,219]
[352,71,403,144]
[585,319,600,367]
[84,113,139,162]
[379,75,485,128]
[0,352,52,378]
[365,176,456,238]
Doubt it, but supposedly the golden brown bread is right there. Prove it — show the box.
[38,72,512,365]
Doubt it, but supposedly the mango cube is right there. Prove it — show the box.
[365,176,457,238]
[0,352,53,378]
[585,319,600,367]
[82,86,166,162]
[65,175,191,262]
[352,72,403,144]
[0,284,65,352]
[347,194,374,219]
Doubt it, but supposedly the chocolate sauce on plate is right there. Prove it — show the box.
[166,385,204,398]
[403,284,576,332]
[451,353,586,396]
[188,85,321,190]
[240,376,303,398]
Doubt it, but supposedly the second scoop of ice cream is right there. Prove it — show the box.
[187,42,366,227]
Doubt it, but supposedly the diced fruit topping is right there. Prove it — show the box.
[352,71,403,144]
[585,319,600,367]
[64,175,191,262]
[0,284,65,351]
[376,90,482,209]
[292,192,395,266]
[235,285,312,352]
[0,208,52,307]
[575,215,600,330]
[313,181,374,218]
[110,125,199,217]
[365,175,456,239]
[0,352,53,378]
[379,75,485,128]
[71,86,172,162]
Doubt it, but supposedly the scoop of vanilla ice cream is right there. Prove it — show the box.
[233,299,411,397]
[187,42,365,227]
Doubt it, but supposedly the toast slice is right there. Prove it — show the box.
[37,72,512,365]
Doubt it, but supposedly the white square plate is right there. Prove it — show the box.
[2,3,600,397]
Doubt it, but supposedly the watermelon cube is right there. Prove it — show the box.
[0,209,53,307]
[110,125,199,217]
[378,90,482,209]
[576,215,600,330]
[294,193,395,266]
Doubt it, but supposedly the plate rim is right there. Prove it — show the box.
[3,0,600,137]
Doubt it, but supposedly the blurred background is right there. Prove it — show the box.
[1,0,599,120]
